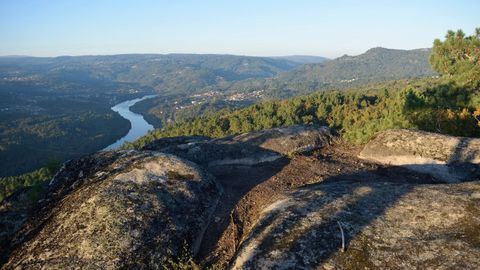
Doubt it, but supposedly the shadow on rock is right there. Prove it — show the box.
[230,164,480,269]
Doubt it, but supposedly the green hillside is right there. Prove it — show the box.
[0,54,299,95]
[126,77,480,151]
[132,47,437,127]
[202,47,436,99]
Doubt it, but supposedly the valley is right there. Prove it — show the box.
[0,77,152,176]
[0,48,435,177]
[0,0,479,267]
[104,94,157,150]
[0,54,301,176]
[1,1,479,268]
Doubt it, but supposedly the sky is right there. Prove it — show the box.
[0,0,479,58]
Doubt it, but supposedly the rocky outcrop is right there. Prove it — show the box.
[1,150,221,269]
[228,125,335,155]
[144,125,336,167]
[1,125,335,269]
[2,126,480,269]
[231,180,480,269]
[359,129,480,182]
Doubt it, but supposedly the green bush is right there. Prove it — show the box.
[0,160,61,203]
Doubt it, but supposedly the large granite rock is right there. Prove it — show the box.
[2,126,479,269]
[1,150,221,269]
[231,180,480,269]
[229,125,335,155]
[359,129,480,182]
[144,125,336,167]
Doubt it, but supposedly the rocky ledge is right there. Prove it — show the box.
[1,151,221,269]
[231,179,480,269]
[1,126,479,269]
[359,129,480,182]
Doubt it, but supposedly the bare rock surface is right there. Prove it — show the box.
[229,125,335,155]
[230,180,480,269]
[1,150,221,269]
[359,129,480,182]
[2,126,480,270]
[144,125,335,167]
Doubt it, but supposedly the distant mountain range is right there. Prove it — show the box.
[280,47,434,84]
[273,55,329,64]
[208,47,436,98]
[0,48,434,98]
[0,54,301,95]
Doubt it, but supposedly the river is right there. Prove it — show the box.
[104,95,157,150]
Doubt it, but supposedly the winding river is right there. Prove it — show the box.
[104,95,157,150]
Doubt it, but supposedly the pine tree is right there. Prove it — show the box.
[429,28,480,87]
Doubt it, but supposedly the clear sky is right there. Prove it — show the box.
[0,0,478,58]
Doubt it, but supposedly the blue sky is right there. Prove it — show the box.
[0,0,478,58]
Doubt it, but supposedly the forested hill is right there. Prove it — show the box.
[0,54,299,95]
[121,48,438,134]
[209,47,436,99]
[279,47,435,87]
[0,49,434,99]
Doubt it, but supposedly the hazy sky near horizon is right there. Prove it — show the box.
[0,0,479,58]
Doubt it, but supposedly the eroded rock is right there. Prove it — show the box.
[2,126,479,269]
[230,125,336,155]
[231,180,480,269]
[1,150,221,269]
[144,125,336,167]
[359,129,480,182]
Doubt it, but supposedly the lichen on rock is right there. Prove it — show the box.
[1,151,221,269]
[359,129,480,182]
[230,181,480,269]
[144,124,336,167]
[2,126,479,269]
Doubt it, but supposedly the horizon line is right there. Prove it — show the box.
[0,46,433,59]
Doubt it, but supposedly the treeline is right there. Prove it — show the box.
[125,78,480,149]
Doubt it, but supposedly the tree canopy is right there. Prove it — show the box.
[430,28,480,87]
